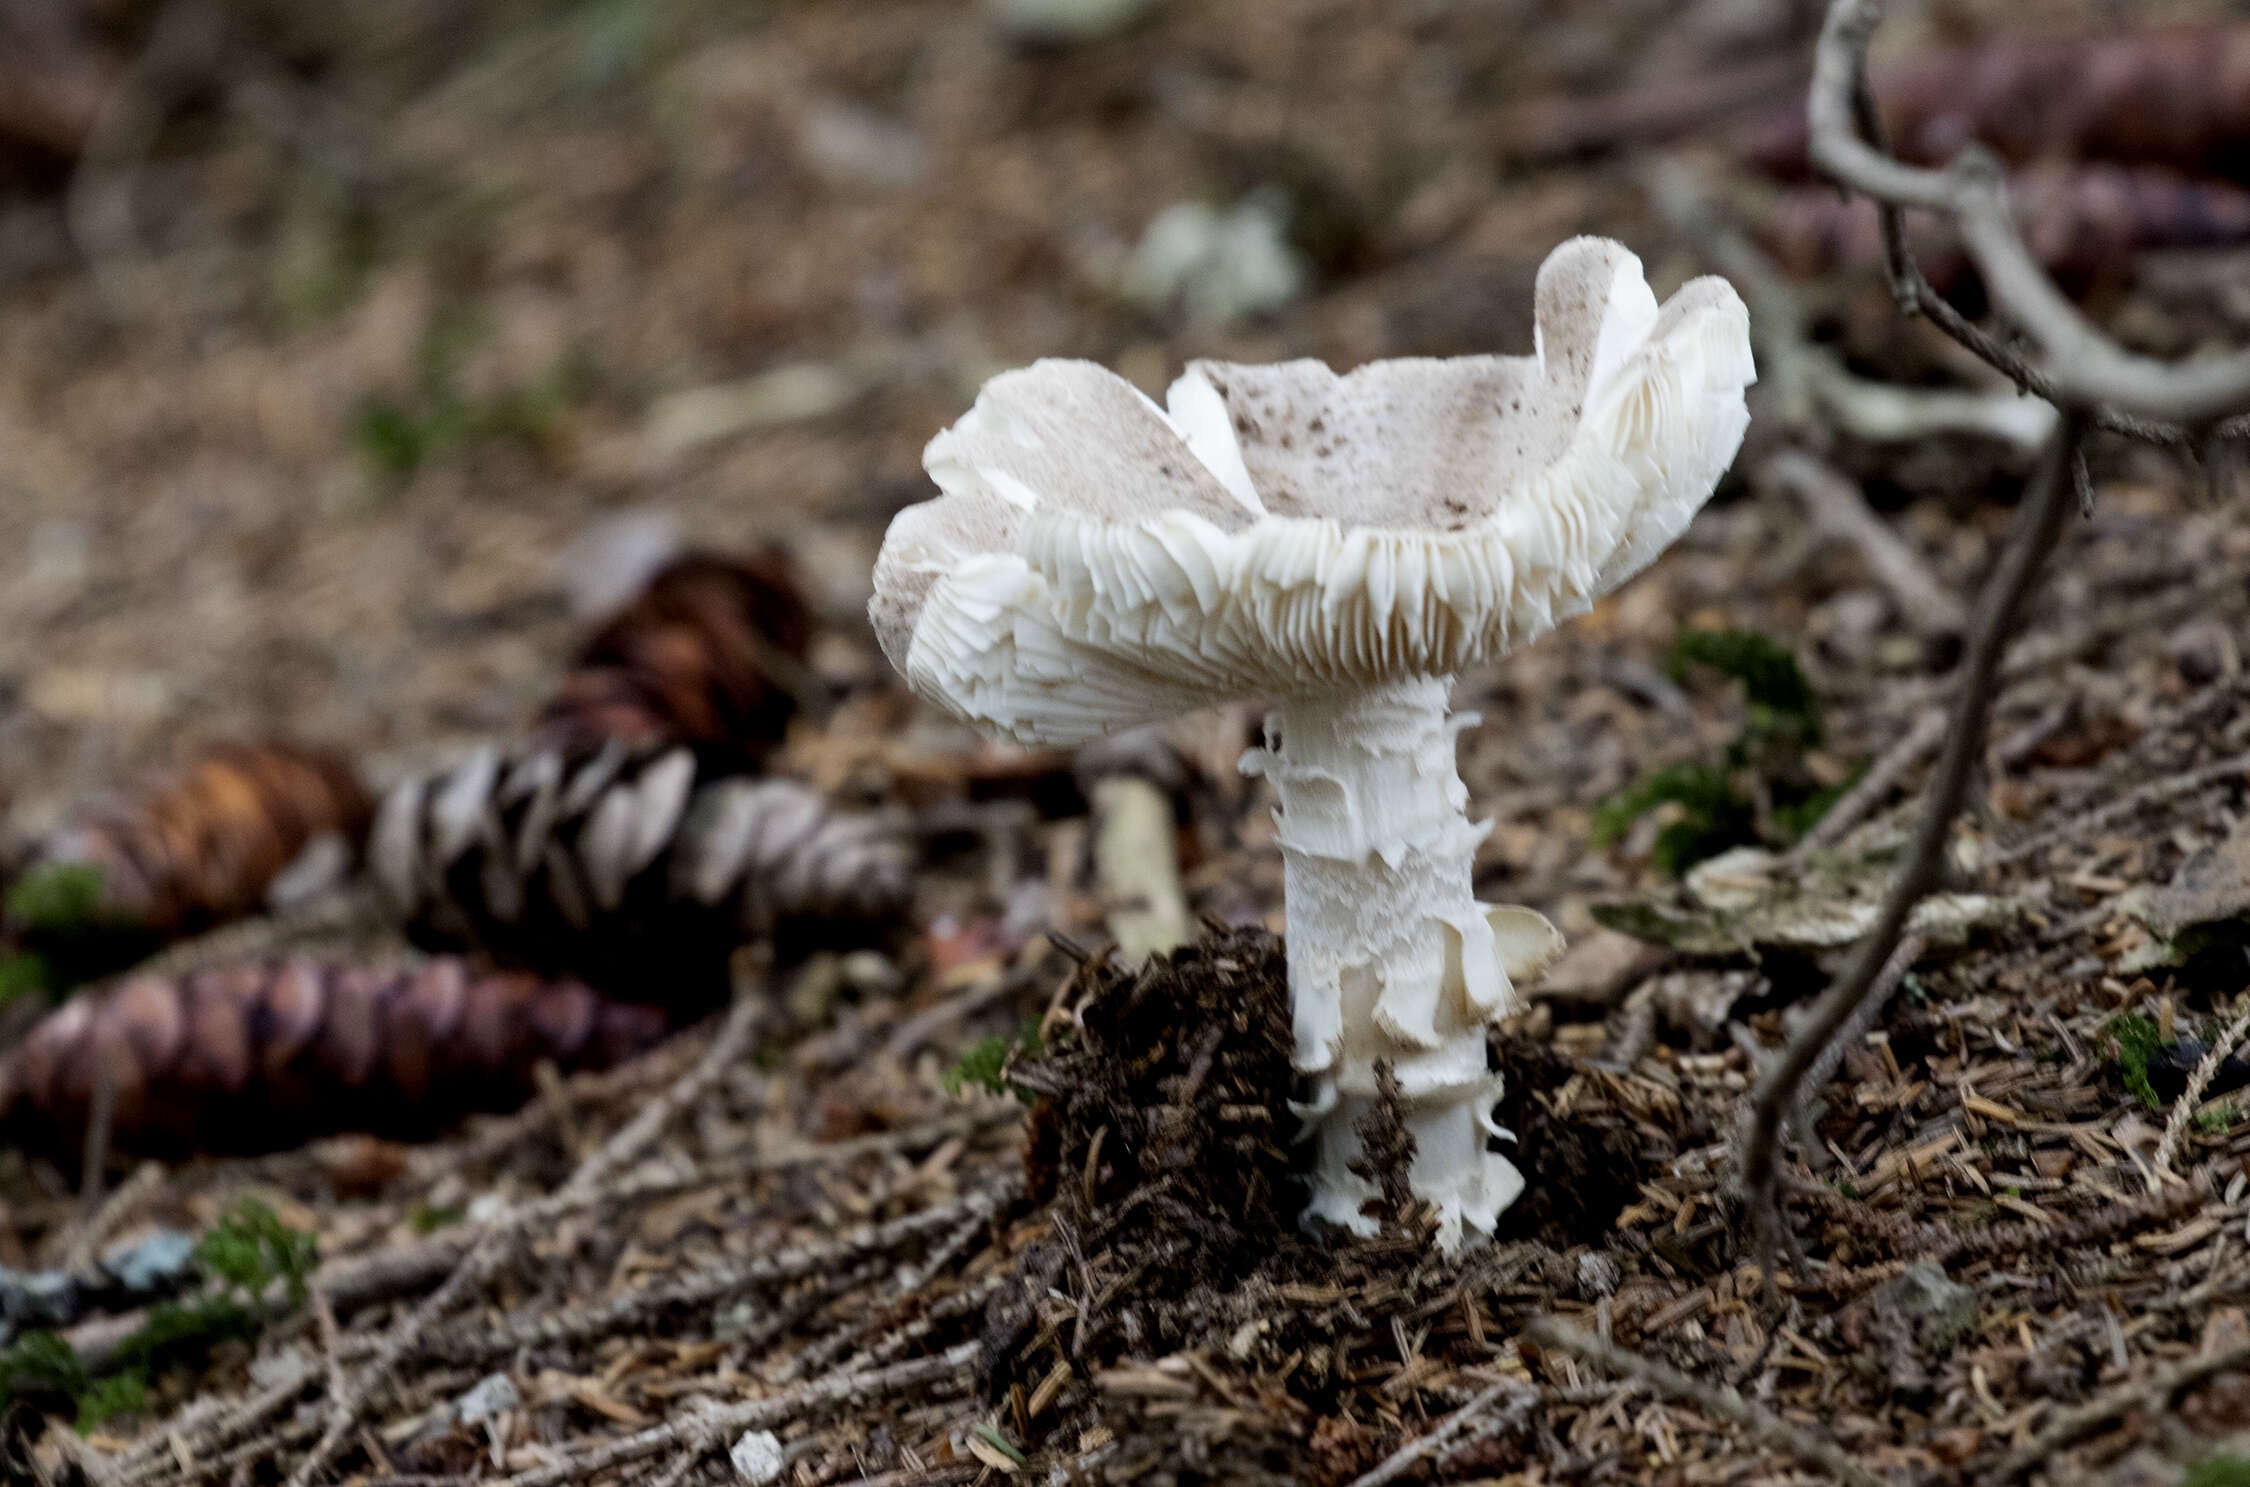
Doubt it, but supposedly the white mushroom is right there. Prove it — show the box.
[871,236,1755,1249]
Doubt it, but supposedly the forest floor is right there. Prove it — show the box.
[5,0,2250,1483]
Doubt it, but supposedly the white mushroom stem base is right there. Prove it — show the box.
[1243,677,1563,1252]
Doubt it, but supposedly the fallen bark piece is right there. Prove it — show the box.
[536,549,816,771]
[0,958,669,1160]
[372,744,912,1001]
[9,741,374,981]
[1594,843,2018,959]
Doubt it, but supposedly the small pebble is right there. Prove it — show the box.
[731,1429,787,1484]
[100,1228,198,1296]
[455,1372,521,1426]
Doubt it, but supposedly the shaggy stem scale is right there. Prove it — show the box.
[1247,677,1558,1245]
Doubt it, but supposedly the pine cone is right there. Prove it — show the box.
[10,742,374,977]
[536,550,815,771]
[0,958,669,1159]
[371,744,913,1002]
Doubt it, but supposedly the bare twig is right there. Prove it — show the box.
[1785,932,1924,1158]
[1993,749,2250,867]
[112,1366,316,1484]
[498,1343,980,1487]
[1345,1379,1536,1487]
[1808,0,2250,427]
[1987,1334,2250,1482]
[59,1158,163,1272]
[798,1271,1008,1385]
[416,1180,1018,1368]
[287,962,770,1486]
[1737,412,2086,1254]
[1933,1167,2215,1267]
[562,960,767,1200]
[1642,157,2057,452]
[1524,1318,1884,1487]
[1794,708,1946,856]
[883,959,1046,1062]
[88,1107,1008,1402]
[76,1055,115,1236]
[402,1033,701,1190]
[1727,0,2250,1268]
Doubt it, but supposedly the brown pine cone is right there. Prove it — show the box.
[371,744,912,1003]
[10,742,374,976]
[536,550,815,771]
[0,958,670,1160]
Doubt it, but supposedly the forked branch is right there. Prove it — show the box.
[1808,0,2250,428]
[1733,0,2250,1257]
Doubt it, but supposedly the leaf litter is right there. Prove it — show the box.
[2,0,2250,1483]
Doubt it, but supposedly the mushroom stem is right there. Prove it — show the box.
[1245,678,1558,1250]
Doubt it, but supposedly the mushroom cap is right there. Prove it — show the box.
[872,236,1755,746]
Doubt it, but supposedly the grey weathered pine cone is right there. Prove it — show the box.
[370,743,914,1001]
[0,957,669,1160]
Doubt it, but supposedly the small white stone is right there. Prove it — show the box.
[455,1372,520,1425]
[730,1429,787,1484]
[1120,193,1306,327]
[799,98,927,190]
[247,1348,315,1392]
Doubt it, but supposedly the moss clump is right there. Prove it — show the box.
[3,864,111,937]
[2108,1013,2164,1111]
[943,1021,1043,1100]
[2184,1451,2250,1487]
[0,1199,317,1432]
[1593,628,1851,875]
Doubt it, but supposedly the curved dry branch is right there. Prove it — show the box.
[1731,0,2250,1271]
[1737,412,2088,1256]
[1809,0,2250,426]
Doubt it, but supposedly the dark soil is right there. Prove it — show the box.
[983,928,1678,1483]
